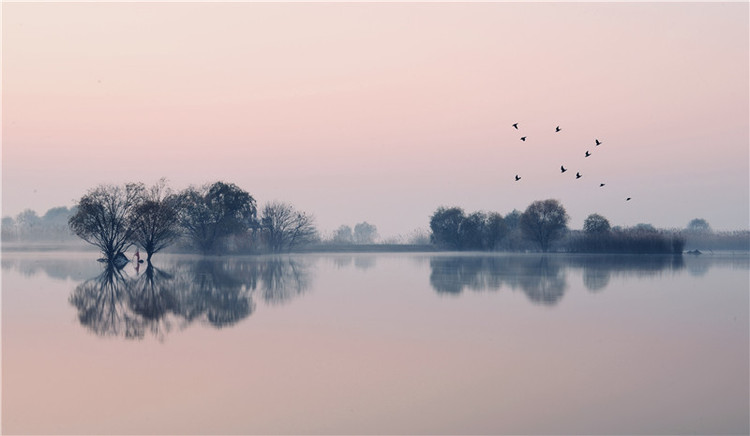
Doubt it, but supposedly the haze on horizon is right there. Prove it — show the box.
[2,2,748,239]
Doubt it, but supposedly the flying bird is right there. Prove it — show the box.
[512,123,519,129]
[600,183,605,187]
[576,172,582,179]
[520,136,527,141]
[595,139,602,146]
[585,151,591,157]
[561,165,567,173]
[515,175,521,181]
[626,197,632,201]
[555,126,561,132]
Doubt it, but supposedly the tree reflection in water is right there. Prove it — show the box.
[69,257,312,340]
[429,254,687,306]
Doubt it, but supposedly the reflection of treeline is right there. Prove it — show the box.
[68,256,312,340]
[429,254,688,304]
[429,255,567,305]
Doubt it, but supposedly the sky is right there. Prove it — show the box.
[2,2,748,238]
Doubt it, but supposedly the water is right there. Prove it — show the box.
[2,251,748,435]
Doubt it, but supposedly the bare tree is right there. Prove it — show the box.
[261,201,318,252]
[520,199,570,252]
[129,179,182,261]
[69,183,144,262]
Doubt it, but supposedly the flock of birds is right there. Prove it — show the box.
[511,123,631,202]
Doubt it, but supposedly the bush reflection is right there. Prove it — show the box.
[69,257,312,340]
[429,254,687,305]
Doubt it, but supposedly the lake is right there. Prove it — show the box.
[2,251,748,435]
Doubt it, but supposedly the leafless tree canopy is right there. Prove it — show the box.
[261,201,318,252]
[129,179,182,260]
[68,183,144,261]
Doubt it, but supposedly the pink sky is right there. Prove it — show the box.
[2,2,748,237]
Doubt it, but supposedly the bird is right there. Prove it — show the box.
[560,165,567,173]
[595,139,602,146]
[600,183,605,187]
[555,126,561,132]
[512,123,519,129]
[626,197,632,201]
[515,175,521,181]
[585,151,591,157]
[520,136,527,141]
[576,172,582,179]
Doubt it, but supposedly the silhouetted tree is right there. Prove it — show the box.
[130,179,182,261]
[583,213,611,234]
[353,222,378,244]
[686,218,711,234]
[178,182,257,254]
[430,206,465,249]
[458,211,487,250]
[520,199,569,252]
[632,223,657,233]
[485,213,507,250]
[332,225,354,244]
[69,183,144,262]
[260,201,318,252]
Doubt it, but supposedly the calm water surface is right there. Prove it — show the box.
[2,251,748,434]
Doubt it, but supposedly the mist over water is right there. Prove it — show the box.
[2,251,747,434]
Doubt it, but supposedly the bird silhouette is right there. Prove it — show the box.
[585,151,591,157]
[512,123,519,129]
[576,172,582,179]
[626,197,631,201]
[555,126,561,132]
[561,165,567,173]
[515,175,521,181]
[595,139,602,146]
[520,136,527,141]
[600,183,605,187]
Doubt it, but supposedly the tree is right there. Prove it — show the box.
[687,218,711,233]
[178,182,257,254]
[429,207,465,249]
[332,225,353,244]
[583,213,611,234]
[458,211,487,250]
[485,212,507,250]
[520,199,570,252]
[2,216,17,241]
[16,209,41,239]
[260,201,318,252]
[69,183,144,262]
[353,222,378,244]
[129,179,183,261]
[632,223,657,233]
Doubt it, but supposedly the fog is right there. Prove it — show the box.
[2,3,748,239]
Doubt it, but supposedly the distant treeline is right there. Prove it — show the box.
[3,188,748,257]
[429,203,749,254]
